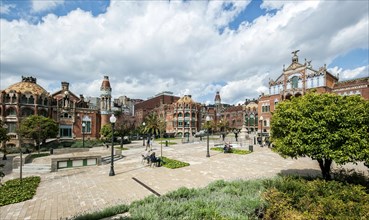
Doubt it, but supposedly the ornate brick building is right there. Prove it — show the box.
[0,76,111,148]
[258,50,369,137]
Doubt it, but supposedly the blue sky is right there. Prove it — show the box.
[1,0,368,104]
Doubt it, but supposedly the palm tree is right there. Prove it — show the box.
[143,113,161,137]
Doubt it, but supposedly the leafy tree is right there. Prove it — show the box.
[271,92,369,180]
[18,115,58,154]
[115,115,135,148]
[100,124,116,142]
[0,120,10,160]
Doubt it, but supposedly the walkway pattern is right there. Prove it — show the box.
[1,141,322,219]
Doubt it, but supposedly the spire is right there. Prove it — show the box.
[100,76,111,91]
[214,91,221,103]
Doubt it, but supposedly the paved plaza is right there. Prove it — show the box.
[0,140,361,219]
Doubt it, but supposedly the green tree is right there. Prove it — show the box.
[271,92,369,180]
[100,124,116,142]
[115,115,135,148]
[0,120,10,160]
[144,113,161,137]
[18,115,58,154]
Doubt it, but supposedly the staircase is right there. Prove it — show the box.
[13,164,51,174]
[101,155,124,164]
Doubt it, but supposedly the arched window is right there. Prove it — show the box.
[28,95,35,104]
[184,112,190,117]
[21,95,28,104]
[291,76,299,88]
[178,113,183,117]
[5,94,11,103]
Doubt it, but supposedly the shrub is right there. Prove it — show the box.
[0,176,41,206]
[263,176,369,219]
[161,157,190,169]
[129,179,266,220]
[211,147,251,155]
[72,204,129,220]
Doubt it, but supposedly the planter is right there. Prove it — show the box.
[115,149,122,157]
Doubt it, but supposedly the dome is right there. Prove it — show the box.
[177,95,194,104]
[4,76,48,96]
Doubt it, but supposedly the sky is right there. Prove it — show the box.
[1,0,368,105]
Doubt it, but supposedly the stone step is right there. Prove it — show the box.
[13,164,51,173]
[101,155,123,164]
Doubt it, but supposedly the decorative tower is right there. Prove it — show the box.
[214,91,222,113]
[100,76,112,128]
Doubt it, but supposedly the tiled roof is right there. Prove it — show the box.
[4,81,48,96]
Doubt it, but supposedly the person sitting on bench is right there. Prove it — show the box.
[149,152,161,167]
[223,143,232,153]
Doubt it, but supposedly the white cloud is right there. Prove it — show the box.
[0,0,368,104]
[329,66,369,80]
[31,0,64,13]
[0,4,15,14]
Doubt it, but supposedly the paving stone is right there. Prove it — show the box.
[0,140,366,219]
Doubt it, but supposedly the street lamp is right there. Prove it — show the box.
[259,116,264,147]
[206,116,211,157]
[142,122,146,147]
[109,114,117,176]
[82,122,86,148]
[233,128,240,142]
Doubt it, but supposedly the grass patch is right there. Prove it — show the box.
[128,179,266,220]
[158,141,177,146]
[161,157,190,169]
[155,138,178,141]
[114,147,129,150]
[0,176,41,206]
[211,147,251,155]
[73,173,369,220]
[73,204,129,220]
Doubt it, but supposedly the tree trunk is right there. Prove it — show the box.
[317,158,332,180]
[120,135,123,148]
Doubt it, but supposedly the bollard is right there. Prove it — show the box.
[50,147,54,155]
[249,145,253,152]
[165,140,168,147]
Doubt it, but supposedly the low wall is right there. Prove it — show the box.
[12,154,32,169]
[51,155,102,172]
[53,148,89,155]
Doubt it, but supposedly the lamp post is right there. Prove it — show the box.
[206,116,211,157]
[82,122,86,148]
[142,122,146,147]
[233,128,240,142]
[259,116,264,147]
[109,114,117,176]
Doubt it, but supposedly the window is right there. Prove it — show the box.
[291,76,299,88]
[264,120,267,126]
[6,108,16,116]
[21,108,34,116]
[82,116,92,133]
[7,123,17,133]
